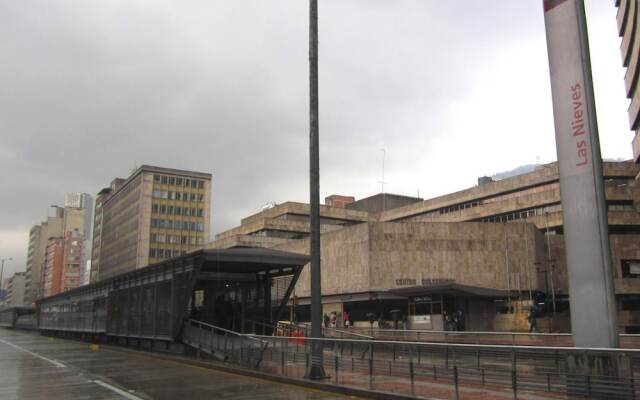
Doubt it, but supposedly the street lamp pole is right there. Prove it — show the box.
[0,258,13,303]
[306,0,326,380]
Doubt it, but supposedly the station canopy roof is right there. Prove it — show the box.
[200,248,309,275]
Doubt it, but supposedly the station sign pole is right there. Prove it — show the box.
[542,0,618,348]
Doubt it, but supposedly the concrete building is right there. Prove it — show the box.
[91,166,212,282]
[63,193,93,284]
[5,272,26,308]
[42,229,85,298]
[208,160,640,332]
[42,237,64,298]
[24,208,64,305]
[616,0,640,170]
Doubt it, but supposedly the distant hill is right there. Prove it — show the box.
[492,164,541,181]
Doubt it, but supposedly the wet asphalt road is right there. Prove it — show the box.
[0,328,356,400]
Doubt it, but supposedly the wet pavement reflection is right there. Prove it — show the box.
[0,328,356,400]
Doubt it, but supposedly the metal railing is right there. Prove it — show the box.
[327,327,640,348]
[183,323,640,399]
[182,319,268,367]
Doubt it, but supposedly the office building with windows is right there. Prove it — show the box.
[616,0,640,171]
[90,165,212,282]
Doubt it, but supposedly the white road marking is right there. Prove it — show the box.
[92,380,145,400]
[0,337,67,368]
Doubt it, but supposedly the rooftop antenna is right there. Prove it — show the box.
[378,148,388,194]
[378,148,389,211]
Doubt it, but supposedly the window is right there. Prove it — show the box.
[156,234,166,243]
[161,175,168,184]
[154,175,161,183]
[196,223,204,232]
[176,177,183,186]
[197,194,204,202]
[189,236,196,245]
[181,236,188,244]
[175,206,182,215]
[198,180,204,189]
[622,260,640,278]
[190,193,196,201]
[175,192,181,200]
[157,249,165,258]
[168,206,174,215]
[152,204,159,213]
[160,205,167,214]
[169,177,175,185]
[191,179,197,188]
[168,191,174,200]
[197,208,203,217]
[184,208,191,216]
[149,248,157,257]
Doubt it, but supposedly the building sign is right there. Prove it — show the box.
[410,315,431,324]
[543,0,618,348]
[395,278,416,286]
[395,278,455,286]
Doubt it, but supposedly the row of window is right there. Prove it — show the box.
[152,203,204,217]
[154,174,205,189]
[152,190,205,202]
[149,248,187,259]
[150,219,205,231]
[150,234,204,245]
[478,203,562,223]
[477,202,635,224]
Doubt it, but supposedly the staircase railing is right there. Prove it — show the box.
[182,319,268,368]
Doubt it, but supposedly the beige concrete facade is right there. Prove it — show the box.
[208,160,640,332]
[275,222,544,298]
[92,165,212,282]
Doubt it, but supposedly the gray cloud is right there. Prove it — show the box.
[0,1,629,277]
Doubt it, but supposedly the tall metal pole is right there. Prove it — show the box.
[306,0,326,380]
[543,0,618,347]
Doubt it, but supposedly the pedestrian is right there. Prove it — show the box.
[343,310,350,328]
[330,312,337,328]
[444,312,452,331]
[527,305,538,333]
[377,314,386,329]
[323,313,330,328]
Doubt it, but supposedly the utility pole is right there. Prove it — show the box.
[306,0,326,380]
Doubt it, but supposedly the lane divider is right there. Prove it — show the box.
[0,337,67,368]
[92,380,145,400]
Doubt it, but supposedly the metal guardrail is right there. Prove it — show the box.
[256,335,640,399]
[326,327,640,348]
[182,324,640,400]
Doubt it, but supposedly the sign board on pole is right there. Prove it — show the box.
[543,0,618,348]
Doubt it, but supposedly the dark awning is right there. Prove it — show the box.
[201,248,309,276]
[388,283,516,299]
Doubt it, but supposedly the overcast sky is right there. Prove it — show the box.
[0,1,631,278]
